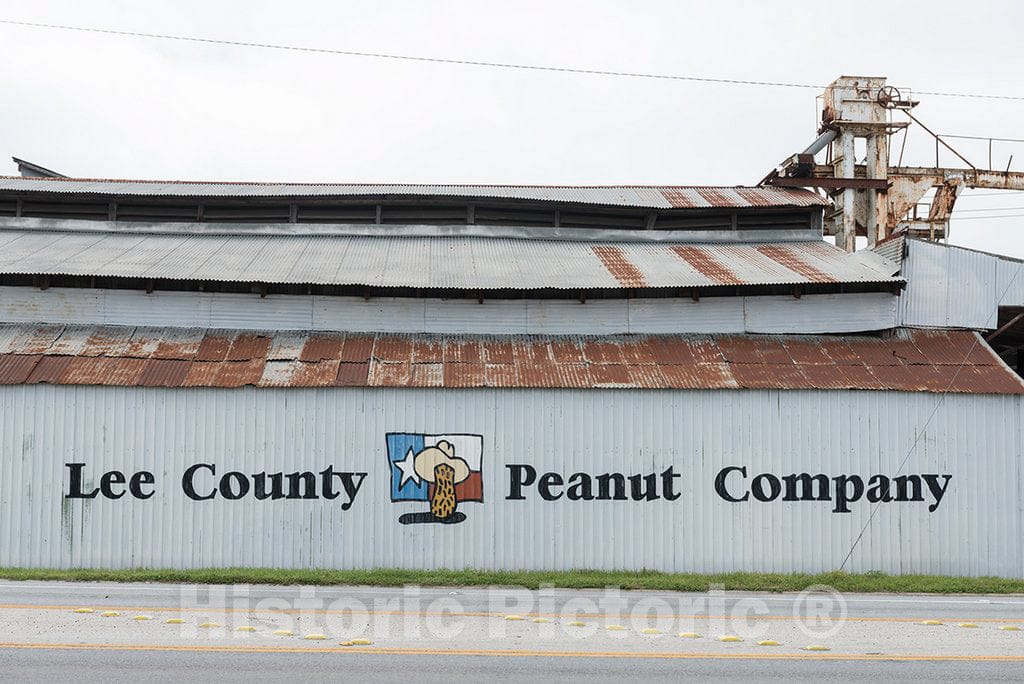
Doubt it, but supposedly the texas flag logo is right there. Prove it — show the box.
[386,433,484,525]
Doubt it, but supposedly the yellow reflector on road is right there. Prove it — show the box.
[719,635,743,642]
[758,640,780,646]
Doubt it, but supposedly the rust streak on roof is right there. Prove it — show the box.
[757,245,838,283]
[671,246,740,285]
[591,245,648,288]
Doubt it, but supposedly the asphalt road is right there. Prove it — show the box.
[2,649,1023,683]
[0,581,1021,681]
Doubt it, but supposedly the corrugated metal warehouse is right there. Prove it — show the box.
[1,175,1022,576]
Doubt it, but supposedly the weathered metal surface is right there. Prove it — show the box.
[897,239,1024,330]
[591,246,647,288]
[0,324,1017,394]
[0,286,902,335]
[0,226,901,290]
[0,176,827,208]
[0,384,1020,575]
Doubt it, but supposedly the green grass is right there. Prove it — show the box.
[0,567,1022,593]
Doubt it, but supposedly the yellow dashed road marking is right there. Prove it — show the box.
[1,643,1024,662]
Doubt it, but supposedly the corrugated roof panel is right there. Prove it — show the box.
[0,354,41,384]
[151,328,206,360]
[370,361,412,386]
[25,356,72,384]
[0,324,1018,394]
[659,362,737,389]
[0,177,827,208]
[334,361,369,386]
[731,362,808,389]
[138,358,191,387]
[290,360,340,387]
[0,227,902,290]
[212,359,265,388]
[300,335,345,362]
[409,362,444,387]
[1,325,65,355]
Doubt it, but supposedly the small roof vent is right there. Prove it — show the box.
[11,156,66,179]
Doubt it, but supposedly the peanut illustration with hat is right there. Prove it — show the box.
[414,440,471,521]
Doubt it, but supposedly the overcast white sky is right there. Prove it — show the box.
[2,1,1023,255]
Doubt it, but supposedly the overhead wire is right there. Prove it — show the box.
[2,18,1024,101]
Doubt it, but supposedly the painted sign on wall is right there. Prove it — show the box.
[0,385,1019,577]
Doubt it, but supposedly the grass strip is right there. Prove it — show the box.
[0,567,1022,593]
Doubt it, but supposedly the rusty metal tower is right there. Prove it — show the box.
[763,75,1024,251]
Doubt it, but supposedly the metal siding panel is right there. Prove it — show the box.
[209,293,314,331]
[899,239,1024,331]
[627,298,745,334]
[312,297,425,333]
[423,300,528,335]
[0,287,105,325]
[898,240,950,328]
[0,385,1018,576]
[744,293,899,333]
[526,300,629,335]
[0,286,932,339]
[105,291,215,328]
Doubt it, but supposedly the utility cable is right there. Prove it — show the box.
[3,19,1024,101]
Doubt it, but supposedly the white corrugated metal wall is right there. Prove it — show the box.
[1,385,1019,577]
[899,239,1024,329]
[0,287,899,335]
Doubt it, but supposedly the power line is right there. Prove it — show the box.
[3,18,1024,101]
[953,214,1024,220]
[952,206,1024,213]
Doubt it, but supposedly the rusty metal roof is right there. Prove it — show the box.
[0,325,1016,394]
[0,229,900,289]
[0,176,827,209]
